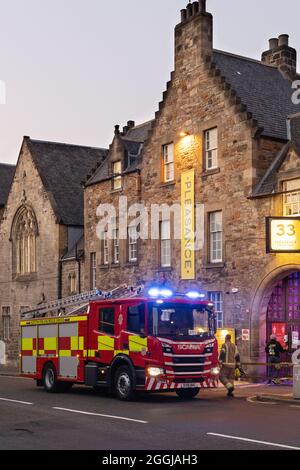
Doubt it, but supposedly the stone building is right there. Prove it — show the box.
[0,163,15,221]
[0,138,107,366]
[84,0,300,365]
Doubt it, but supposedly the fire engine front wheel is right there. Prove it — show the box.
[113,366,135,401]
[175,388,200,400]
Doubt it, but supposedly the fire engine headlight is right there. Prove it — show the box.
[147,367,165,377]
[211,367,220,376]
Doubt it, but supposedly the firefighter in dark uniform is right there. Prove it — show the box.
[219,334,241,398]
[265,334,286,384]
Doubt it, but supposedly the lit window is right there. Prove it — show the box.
[69,273,77,294]
[128,226,138,262]
[2,307,10,341]
[283,179,300,216]
[90,253,97,289]
[209,211,223,263]
[208,292,224,329]
[160,220,171,267]
[162,143,174,182]
[205,128,218,170]
[113,229,120,265]
[112,161,122,190]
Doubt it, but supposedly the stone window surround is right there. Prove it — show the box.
[1,306,11,342]
[203,202,226,268]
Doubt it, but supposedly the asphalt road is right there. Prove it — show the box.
[0,376,300,451]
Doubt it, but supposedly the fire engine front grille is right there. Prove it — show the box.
[172,365,205,373]
[172,356,206,365]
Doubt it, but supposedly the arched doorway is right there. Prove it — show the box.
[267,272,300,359]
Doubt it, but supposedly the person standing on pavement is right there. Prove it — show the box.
[265,334,286,384]
[219,334,241,398]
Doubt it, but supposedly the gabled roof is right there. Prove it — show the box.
[212,50,300,141]
[0,163,15,207]
[86,121,152,187]
[253,114,300,197]
[27,139,108,226]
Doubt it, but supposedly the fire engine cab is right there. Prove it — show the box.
[20,285,219,400]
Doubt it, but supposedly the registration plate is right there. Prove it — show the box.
[179,383,198,389]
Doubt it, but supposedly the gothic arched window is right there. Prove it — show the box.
[12,206,38,276]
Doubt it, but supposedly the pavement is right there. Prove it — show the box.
[0,375,300,450]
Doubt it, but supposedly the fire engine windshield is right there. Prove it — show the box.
[149,303,215,339]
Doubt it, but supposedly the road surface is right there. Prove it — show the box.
[0,376,299,450]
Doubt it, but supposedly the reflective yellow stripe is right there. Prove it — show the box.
[79,337,84,351]
[129,336,148,352]
[59,350,72,357]
[71,337,78,351]
[98,336,114,351]
[22,338,33,351]
[44,338,57,351]
[88,350,96,357]
[114,350,129,357]
[20,316,87,326]
[38,350,45,356]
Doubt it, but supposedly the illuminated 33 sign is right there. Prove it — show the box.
[266,217,300,253]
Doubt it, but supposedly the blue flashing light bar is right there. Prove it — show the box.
[186,291,206,300]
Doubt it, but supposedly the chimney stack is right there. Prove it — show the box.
[175,1,213,70]
[262,34,297,81]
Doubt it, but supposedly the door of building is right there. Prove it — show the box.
[267,272,300,363]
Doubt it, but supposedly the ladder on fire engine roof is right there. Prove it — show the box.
[20,284,145,320]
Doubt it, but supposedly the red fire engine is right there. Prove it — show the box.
[20,285,220,400]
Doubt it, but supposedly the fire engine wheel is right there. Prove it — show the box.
[113,366,135,401]
[175,388,200,400]
[43,364,72,393]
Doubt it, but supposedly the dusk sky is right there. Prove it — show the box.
[0,0,299,164]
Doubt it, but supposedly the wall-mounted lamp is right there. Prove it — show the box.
[179,131,190,138]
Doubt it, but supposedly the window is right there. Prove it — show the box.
[283,179,300,216]
[160,220,171,267]
[2,307,11,341]
[209,211,223,263]
[103,231,109,265]
[208,292,224,329]
[128,226,138,262]
[113,229,120,265]
[99,308,115,335]
[112,161,122,190]
[12,206,38,276]
[90,253,97,289]
[127,304,146,335]
[162,143,174,182]
[205,128,218,170]
[69,273,77,294]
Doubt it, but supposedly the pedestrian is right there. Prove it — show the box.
[219,334,241,398]
[265,334,286,384]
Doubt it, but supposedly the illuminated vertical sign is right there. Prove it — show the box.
[266,217,300,253]
[181,169,195,280]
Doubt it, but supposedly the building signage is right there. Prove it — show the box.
[242,329,250,341]
[181,169,195,280]
[272,323,287,349]
[266,217,300,253]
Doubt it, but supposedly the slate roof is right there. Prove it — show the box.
[0,163,15,207]
[212,50,300,141]
[87,121,152,186]
[27,139,108,226]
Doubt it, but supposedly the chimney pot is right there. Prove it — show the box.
[199,0,206,13]
[186,3,193,18]
[114,125,120,135]
[269,38,279,50]
[181,9,187,22]
[192,2,199,15]
[127,120,135,129]
[278,34,289,47]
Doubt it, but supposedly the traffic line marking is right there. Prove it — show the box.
[207,433,300,450]
[247,396,277,405]
[53,407,148,424]
[0,397,33,405]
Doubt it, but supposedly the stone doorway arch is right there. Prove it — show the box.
[250,264,300,361]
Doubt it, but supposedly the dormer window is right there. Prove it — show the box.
[112,161,122,190]
[283,179,300,216]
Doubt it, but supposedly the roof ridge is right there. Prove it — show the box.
[29,138,108,152]
[213,48,278,69]
[128,119,154,130]
[0,162,16,168]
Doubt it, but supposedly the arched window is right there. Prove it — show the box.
[12,206,38,276]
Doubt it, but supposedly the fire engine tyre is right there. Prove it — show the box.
[43,364,72,394]
[175,388,200,400]
[113,366,136,401]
